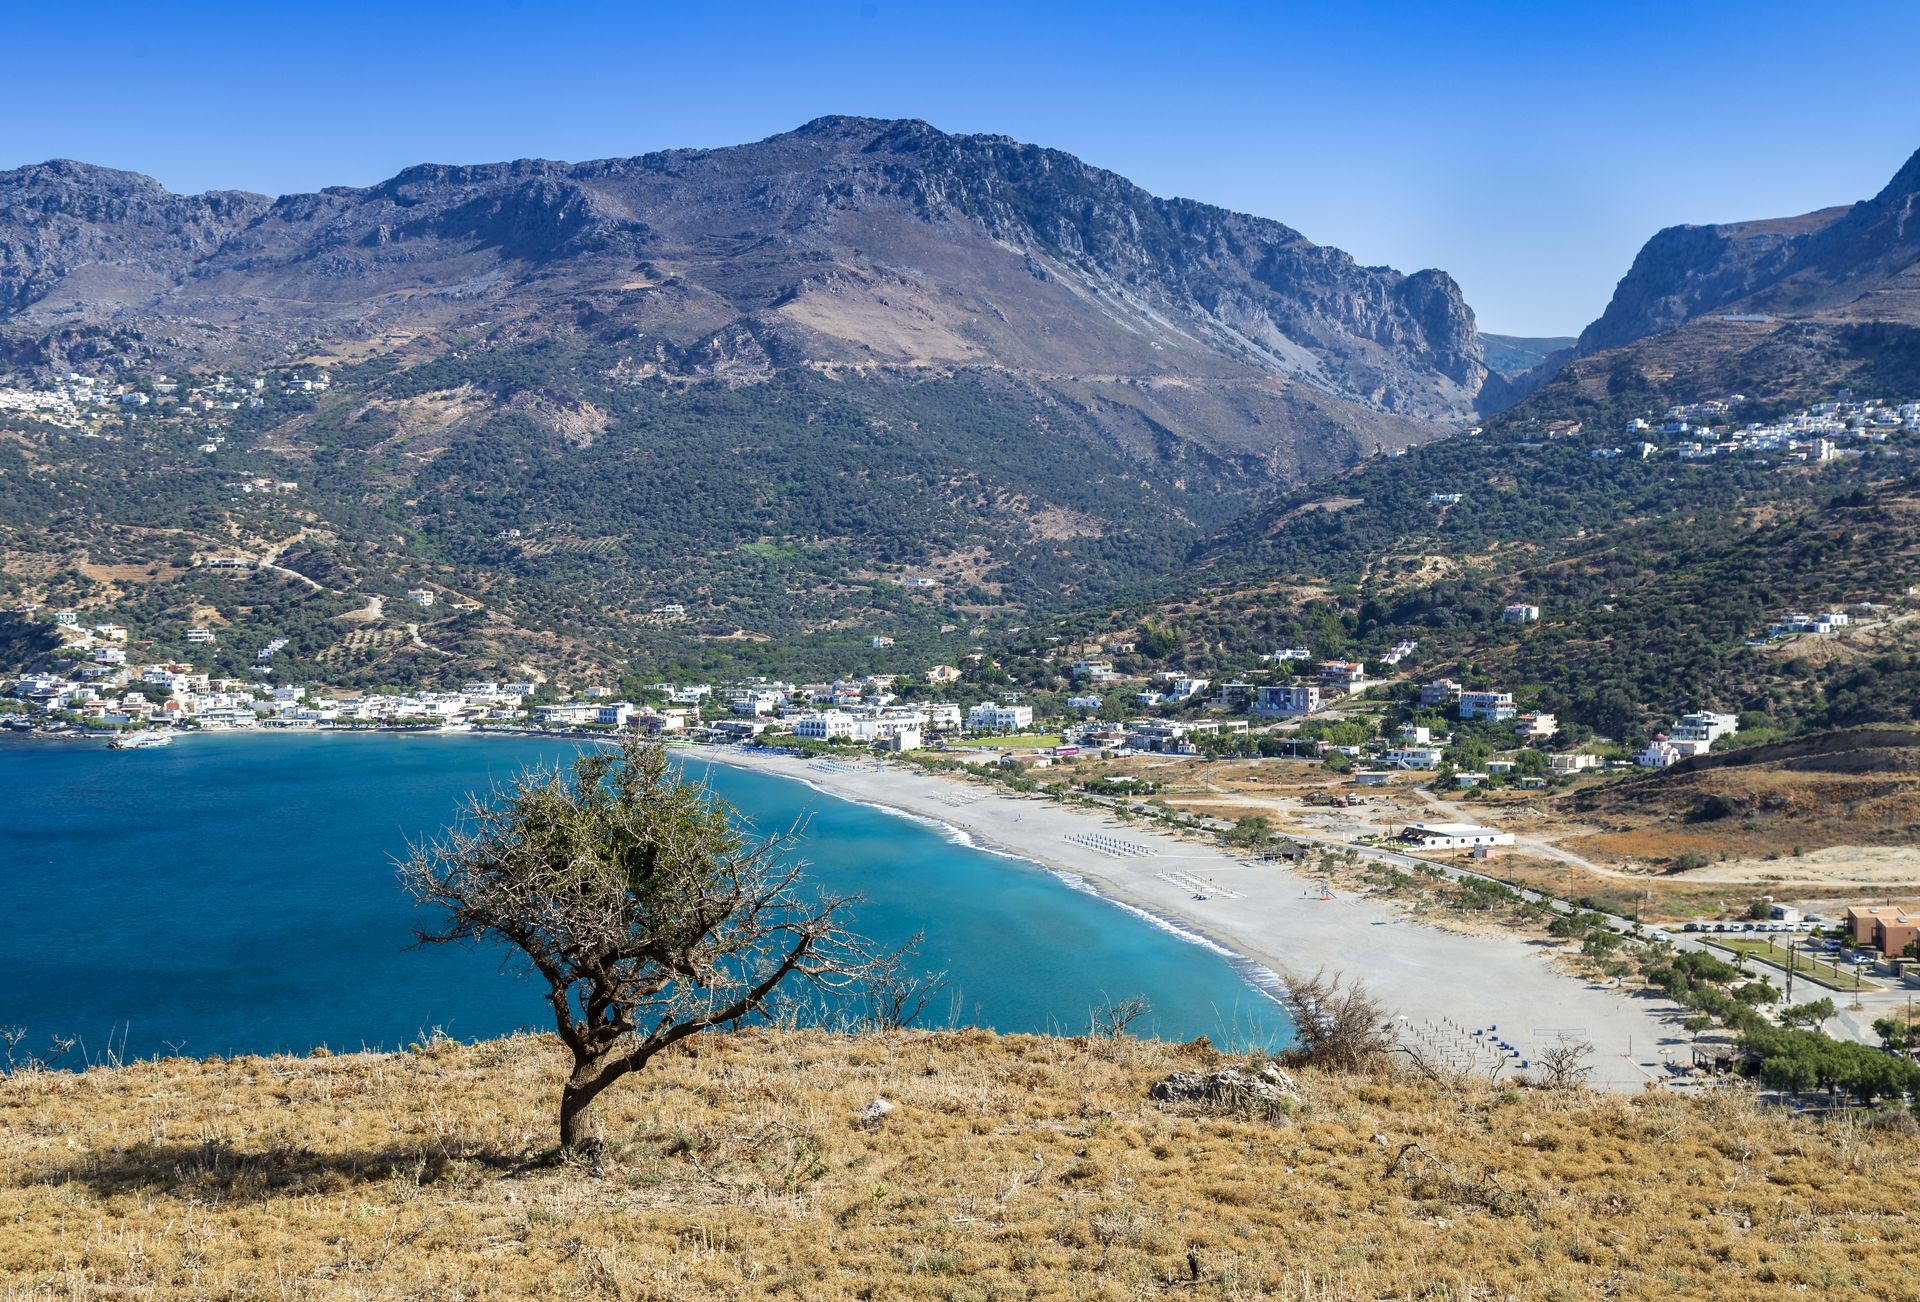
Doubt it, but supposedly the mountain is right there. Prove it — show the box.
[1579,149,1920,355]
[1500,147,1920,426]
[0,117,1488,426]
[0,119,1504,684]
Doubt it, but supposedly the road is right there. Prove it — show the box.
[1167,778,1906,1049]
[1409,786,1629,879]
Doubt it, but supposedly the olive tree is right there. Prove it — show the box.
[402,736,892,1153]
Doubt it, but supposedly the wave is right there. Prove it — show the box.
[1046,871,1291,1009]
[687,750,1293,1017]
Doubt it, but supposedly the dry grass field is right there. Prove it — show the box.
[4,1030,1918,1299]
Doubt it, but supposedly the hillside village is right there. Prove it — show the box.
[10,577,1908,885]
[11,530,1909,774]
[0,365,329,447]
[1541,393,1920,465]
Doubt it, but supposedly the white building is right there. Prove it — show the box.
[1636,736,1682,768]
[922,703,963,731]
[1399,823,1515,850]
[1458,690,1516,721]
[1383,746,1444,770]
[1319,660,1368,692]
[795,713,858,741]
[729,689,786,717]
[1512,712,1557,741]
[967,702,1033,733]
[1771,611,1850,637]
[1670,711,1739,746]
[1253,684,1321,718]
[1502,603,1541,623]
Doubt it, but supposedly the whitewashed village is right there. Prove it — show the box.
[9,571,1902,870]
[1551,392,1919,464]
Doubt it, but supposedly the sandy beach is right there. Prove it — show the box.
[691,746,1697,1092]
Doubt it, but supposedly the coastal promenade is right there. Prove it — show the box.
[697,748,1696,1092]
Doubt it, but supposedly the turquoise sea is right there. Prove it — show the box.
[0,733,1287,1061]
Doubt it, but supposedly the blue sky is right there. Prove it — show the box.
[2,0,1914,335]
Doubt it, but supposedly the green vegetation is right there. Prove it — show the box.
[1745,1024,1920,1105]
[1714,938,1877,991]
[1042,419,1920,744]
[0,348,1277,686]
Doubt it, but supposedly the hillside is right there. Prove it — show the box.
[1497,145,1920,429]
[0,118,1488,423]
[1556,727,1920,870]
[4,1029,1914,1298]
[1055,411,1920,746]
[0,348,1432,686]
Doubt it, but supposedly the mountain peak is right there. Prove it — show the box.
[3,158,165,191]
[786,114,932,138]
[1871,145,1920,206]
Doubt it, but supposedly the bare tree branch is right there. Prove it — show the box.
[1276,969,1397,1074]
[399,736,897,1153]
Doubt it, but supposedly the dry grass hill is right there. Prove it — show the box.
[1554,728,1920,881]
[4,1029,1917,1299]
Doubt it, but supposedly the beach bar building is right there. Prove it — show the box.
[1398,822,1516,851]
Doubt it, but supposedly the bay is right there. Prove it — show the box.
[0,732,1288,1061]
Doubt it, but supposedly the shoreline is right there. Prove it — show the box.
[18,726,1697,1088]
[689,746,1697,1093]
[691,752,1298,1009]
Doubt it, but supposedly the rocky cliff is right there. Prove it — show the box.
[0,117,1487,426]
[1575,146,1920,356]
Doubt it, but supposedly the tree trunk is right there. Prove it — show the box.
[559,1058,615,1155]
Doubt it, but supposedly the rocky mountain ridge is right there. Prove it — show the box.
[1576,147,1920,356]
[0,117,1489,431]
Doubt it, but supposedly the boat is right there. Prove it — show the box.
[108,731,173,750]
